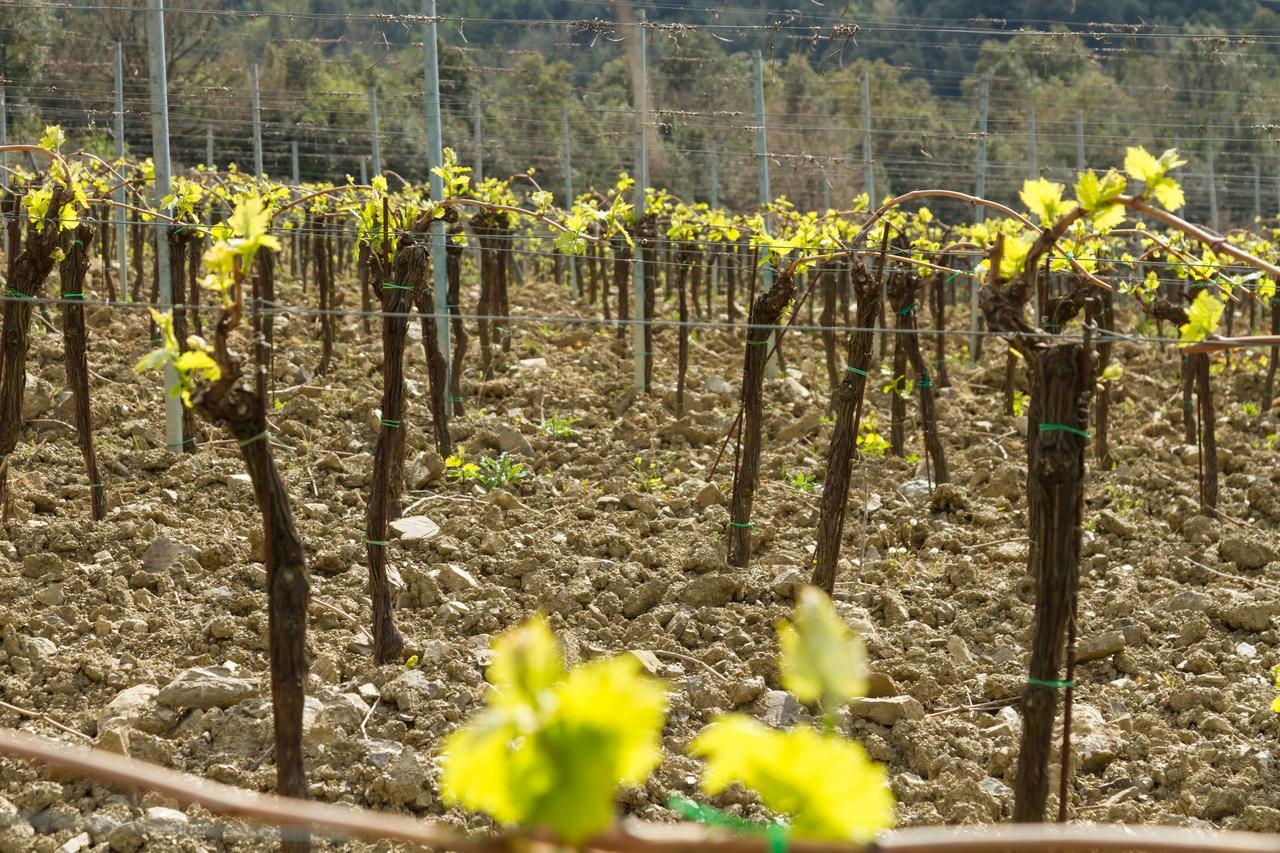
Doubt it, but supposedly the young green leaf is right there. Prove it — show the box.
[778,586,867,708]
[1019,178,1076,227]
[1179,289,1224,344]
[690,714,894,841]
[440,616,667,844]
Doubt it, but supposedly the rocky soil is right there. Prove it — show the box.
[2,269,1280,851]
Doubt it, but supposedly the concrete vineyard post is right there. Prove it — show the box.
[1027,102,1037,178]
[861,71,874,206]
[369,86,382,178]
[146,0,183,451]
[472,88,483,183]
[1,84,6,260]
[115,45,128,304]
[1075,110,1085,171]
[1207,143,1220,234]
[561,104,580,298]
[1253,156,1262,232]
[631,10,649,394]
[709,139,719,209]
[422,0,452,414]
[753,50,778,379]
[970,75,989,363]
[251,64,264,179]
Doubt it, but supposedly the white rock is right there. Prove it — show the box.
[157,666,256,710]
[850,696,925,725]
[438,564,480,592]
[389,515,440,542]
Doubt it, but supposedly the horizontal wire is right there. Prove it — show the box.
[1,291,1213,348]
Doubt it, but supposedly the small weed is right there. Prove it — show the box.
[1243,402,1260,417]
[857,414,890,458]
[446,449,530,491]
[1011,390,1029,418]
[787,471,817,492]
[537,414,581,438]
[630,456,666,492]
[881,373,916,400]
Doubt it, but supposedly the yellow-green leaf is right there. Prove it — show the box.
[486,615,565,706]
[440,617,667,844]
[690,714,894,841]
[1179,290,1224,344]
[778,587,867,707]
[1019,178,1075,226]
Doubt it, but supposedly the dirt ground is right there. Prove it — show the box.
[2,263,1280,851]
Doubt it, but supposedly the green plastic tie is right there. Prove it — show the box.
[919,379,933,389]
[62,293,84,299]
[1183,399,1195,407]
[383,283,414,291]
[237,431,269,448]
[897,302,917,316]
[945,272,959,283]
[1038,423,1089,439]
[667,796,787,851]
[166,436,196,448]
[729,520,755,529]
[846,365,870,376]
[6,289,31,300]
[380,419,401,429]
[1027,677,1074,689]
[363,531,390,547]
[90,483,104,489]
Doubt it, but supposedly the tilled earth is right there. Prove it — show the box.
[2,268,1280,851]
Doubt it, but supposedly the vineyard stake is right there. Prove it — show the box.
[250,64,263,179]
[561,103,580,298]
[631,10,649,393]
[1206,143,1220,234]
[1254,156,1263,233]
[114,44,128,305]
[369,86,382,177]
[290,140,300,279]
[145,0,183,451]
[1075,109,1085,170]
[422,0,452,413]
[969,75,989,364]
[0,82,6,262]
[753,51,778,380]
[471,87,483,182]
[1027,102,1037,178]
[861,71,874,207]
[709,139,719,209]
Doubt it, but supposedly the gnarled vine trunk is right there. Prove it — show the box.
[727,268,798,567]
[811,258,881,592]
[59,223,105,520]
